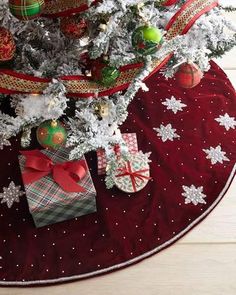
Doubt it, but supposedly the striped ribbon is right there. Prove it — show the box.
[0,0,218,98]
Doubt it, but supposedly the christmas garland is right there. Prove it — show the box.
[0,0,219,97]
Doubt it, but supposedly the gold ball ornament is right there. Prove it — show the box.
[94,102,109,119]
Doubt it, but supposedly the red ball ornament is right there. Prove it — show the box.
[0,27,16,62]
[160,0,179,6]
[60,16,87,39]
[175,62,203,89]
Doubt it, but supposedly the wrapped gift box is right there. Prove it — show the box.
[19,147,97,228]
[97,133,138,175]
[114,153,151,193]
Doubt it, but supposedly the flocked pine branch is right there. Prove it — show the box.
[0,0,235,164]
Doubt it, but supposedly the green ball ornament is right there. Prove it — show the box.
[36,120,67,150]
[132,25,162,55]
[100,66,120,86]
[9,0,45,21]
[91,59,120,87]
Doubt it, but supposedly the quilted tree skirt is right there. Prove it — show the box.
[0,61,235,286]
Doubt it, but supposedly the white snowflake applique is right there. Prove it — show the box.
[154,124,180,142]
[182,185,207,206]
[0,181,25,208]
[215,113,236,131]
[162,96,187,114]
[203,145,230,165]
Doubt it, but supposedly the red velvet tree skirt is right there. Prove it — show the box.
[0,62,235,286]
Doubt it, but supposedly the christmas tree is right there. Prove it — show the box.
[0,0,235,187]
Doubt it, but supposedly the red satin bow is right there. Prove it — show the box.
[20,150,87,193]
[116,161,151,192]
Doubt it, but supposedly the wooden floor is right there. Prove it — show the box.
[1,10,236,295]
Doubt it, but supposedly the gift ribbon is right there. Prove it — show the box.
[116,161,151,192]
[20,150,87,193]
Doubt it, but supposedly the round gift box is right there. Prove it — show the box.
[114,153,150,193]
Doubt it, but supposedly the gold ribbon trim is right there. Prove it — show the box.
[0,0,218,97]
[42,0,97,17]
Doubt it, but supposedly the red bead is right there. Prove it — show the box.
[175,63,203,89]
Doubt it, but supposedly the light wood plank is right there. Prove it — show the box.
[179,177,236,244]
[214,11,236,69]
[216,50,236,70]
[0,244,235,295]
[220,0,236,7]
[224,69,236,88]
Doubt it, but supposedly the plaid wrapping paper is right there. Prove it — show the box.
[19,147,97,228]
[97,133,138,175]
